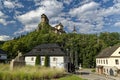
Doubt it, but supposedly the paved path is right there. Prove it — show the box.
[76,69,120,80]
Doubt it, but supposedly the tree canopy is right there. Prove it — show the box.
[1,23,120,68]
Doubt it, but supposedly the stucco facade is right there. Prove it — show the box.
[24,43,67,69]
[25,56,65,68]
[96,46,120,76]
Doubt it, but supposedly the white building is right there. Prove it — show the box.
[0,49,7,63]
[24,43,68,69]
[96,45,120,76]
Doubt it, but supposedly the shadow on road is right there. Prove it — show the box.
[75,71,90,75]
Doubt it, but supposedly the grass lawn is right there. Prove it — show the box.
[58,75,87,80]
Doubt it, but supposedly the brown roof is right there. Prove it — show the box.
[96,45,120,58]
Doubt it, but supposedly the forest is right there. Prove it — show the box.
[1,23,120,68]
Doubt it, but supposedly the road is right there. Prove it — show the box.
[76,69,120,80]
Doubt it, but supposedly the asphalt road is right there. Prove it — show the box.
[76,69,120,80]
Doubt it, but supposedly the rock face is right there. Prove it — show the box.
[37,14,66,34]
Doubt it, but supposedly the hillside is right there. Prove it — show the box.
[1,14,120,68]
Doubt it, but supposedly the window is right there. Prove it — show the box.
[101,60,102,64]
[104,60,105,64]
[96,60,98,63]
[106,60,108,64]
[115,59,119,65]
[31,57,34,61]
[41,58,44,61]
[99,60,100,64]
[53,57,57,61]
[119,51,120,54]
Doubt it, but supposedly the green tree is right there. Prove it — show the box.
[44,55,49,67]
[35,55,41,65]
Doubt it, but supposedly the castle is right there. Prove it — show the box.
[37,14,66,34]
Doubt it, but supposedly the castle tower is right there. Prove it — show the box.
[72,26,77,33]
[37,14,49,31]
[41,14,49,24]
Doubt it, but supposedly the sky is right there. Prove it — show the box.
[0,0,120,41]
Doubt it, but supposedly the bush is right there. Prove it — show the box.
[35,55,41,65]
[44,55,50,67]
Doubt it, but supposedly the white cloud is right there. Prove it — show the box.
[0,19,7,26]
[68,1,120,33]
[69,1,99,17]
[15,0,63,35]
[3,0,24,9]
[62,0,72,5]
[69,1,104,33]
[0,11,8,25]
[4,1,14,8]
[0,35,12,41]
[114,22,120,27]
[0,11,4,17]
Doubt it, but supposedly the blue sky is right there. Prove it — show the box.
[0,0,120,41]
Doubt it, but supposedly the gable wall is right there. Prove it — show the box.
[111,47,120,57]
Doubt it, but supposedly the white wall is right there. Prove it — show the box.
[50,56,64,68]
[96,57,120,75]
[25,56,64,68]
[25,56,36,65]
[41,56,45,66]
